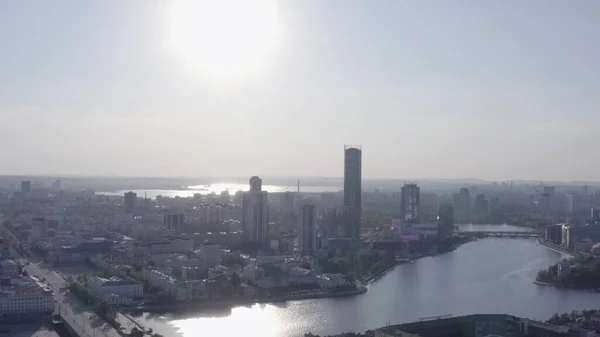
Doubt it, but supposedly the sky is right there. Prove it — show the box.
[0,0,599,181]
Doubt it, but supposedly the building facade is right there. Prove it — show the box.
[437,203,455,238]
[400,184,420,223]
[124,191,137,214]
[0,276,54,315]
[86,276,143,305]
[298,204,317,255]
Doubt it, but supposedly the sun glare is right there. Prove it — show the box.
[169,0,281,80]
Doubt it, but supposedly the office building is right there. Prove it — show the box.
[198,244,222,267]
[86,275,143,306]
[452,188,471,220]
[320,208,343,239]
[343,145,362,241]
[437,203,455,238]
[544,186,556,195]
[164,213,185,234]
[473,194,489,215]
[280,191,295,213]
[30,217,47,241]
[298,204,317,255]
[51,179,61,192]
[242,176,269,247]
[21,180,31,194]
[545,224,564,245]
[124,191,137,214]
[194,205,225,225]
[0,276,54,315]
[562,225,572,250]
[400,184,420,223]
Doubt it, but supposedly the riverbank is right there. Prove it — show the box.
[131,287,367,313]
[537,238,576,258]
[361,260,406,285]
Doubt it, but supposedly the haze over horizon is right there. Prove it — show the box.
[1,1,599,181]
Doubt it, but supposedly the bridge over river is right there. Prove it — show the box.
[457,230,541,238]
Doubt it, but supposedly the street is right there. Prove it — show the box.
[17,257,123,337]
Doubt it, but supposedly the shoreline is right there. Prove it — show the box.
[537,238,576,258]
[130,287,367,313]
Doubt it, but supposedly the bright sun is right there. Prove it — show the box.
[169,0,281,79]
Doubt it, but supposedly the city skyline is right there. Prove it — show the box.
[1,1,600,180]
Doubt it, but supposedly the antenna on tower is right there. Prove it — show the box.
[297,180,300,193]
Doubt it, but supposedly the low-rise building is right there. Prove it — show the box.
[374,314,570,337]
[86,276,142,306]
[134,236,193,256]
[0,276,54,315]
[558,259,571,278]
[197,244,222,267]
[0,259,20,277]
[143,268,207,302]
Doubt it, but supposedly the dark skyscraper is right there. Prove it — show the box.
[438,203,455,238]
[21,180,31,194]
[343,145,362,241]
[400,183,420,223]
[298,203,317,255]
[124,191,137,214]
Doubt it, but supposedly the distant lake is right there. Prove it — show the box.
[99,183,342,199]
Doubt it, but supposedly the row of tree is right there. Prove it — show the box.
[320,249,396,282]
[536,257,600,289]
[547,309,599,325]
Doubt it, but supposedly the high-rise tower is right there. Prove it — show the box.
[400,184,420,223]
[343,145,362,241]
[298,203,317,255]
[242,176,269,247]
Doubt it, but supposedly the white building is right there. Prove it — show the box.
[298,204,317,255]
[86,276,142,306]
[0,276,54,315]
[143,268,176,293]
[558,259,571,278]
[143,268,206,302]
[242,176,269,246]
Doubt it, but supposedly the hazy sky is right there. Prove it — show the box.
[1,1,599,181]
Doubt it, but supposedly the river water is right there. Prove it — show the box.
[133,225,598,337]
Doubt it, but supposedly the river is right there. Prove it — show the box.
[132,225,598,337]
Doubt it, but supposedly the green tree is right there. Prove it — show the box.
[130,327,144,337]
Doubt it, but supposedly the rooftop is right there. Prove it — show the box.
[94,275,140,286]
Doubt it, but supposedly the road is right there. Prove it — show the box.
[17,257,124,337]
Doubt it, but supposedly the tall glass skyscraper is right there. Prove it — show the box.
[343,145,362,241]
[242,176,269,247]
